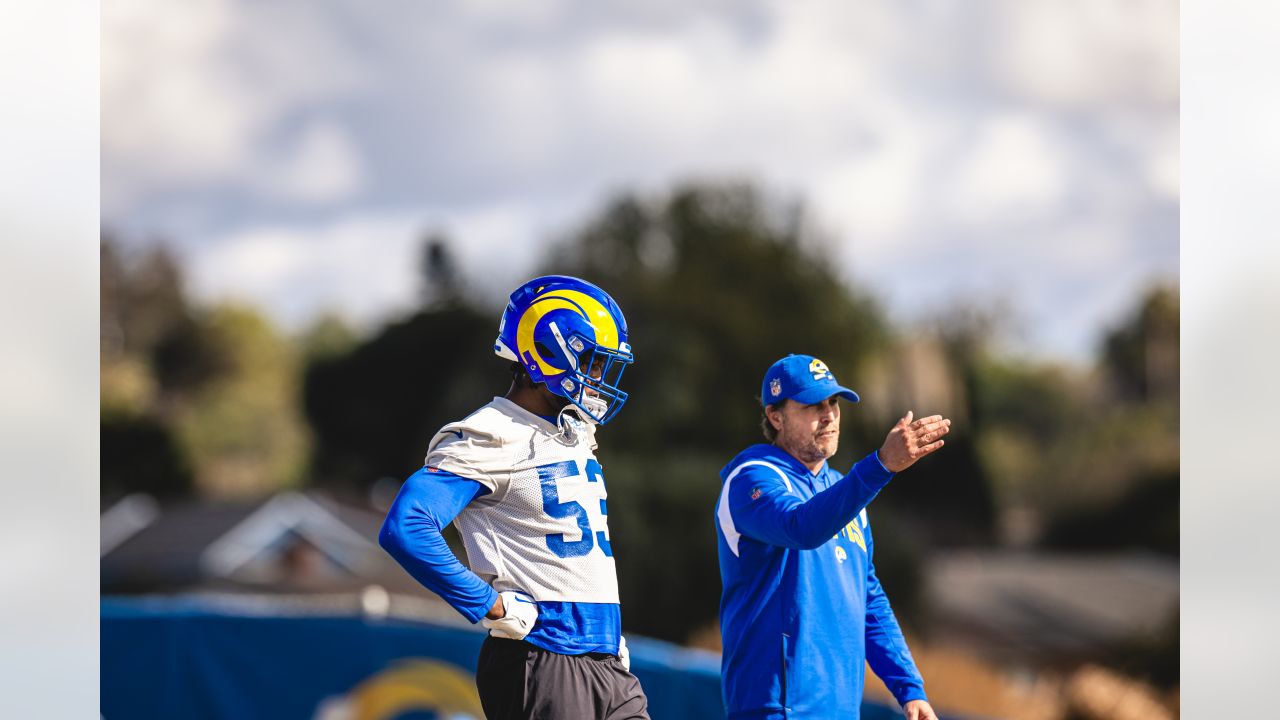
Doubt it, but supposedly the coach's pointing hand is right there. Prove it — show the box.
[877,410,951,473]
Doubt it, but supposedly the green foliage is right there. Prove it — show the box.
[876,432,996,546]
[601,451,726,642]
[1040,468,1178,555]
[299,313,360,361]
[1102,285,1179,404]
[969,358,1092,517]
[303,305,503,486]
[955,288,1180,548]
[102,235,313,499]
[171,304,311,497]
[101,409,193,501]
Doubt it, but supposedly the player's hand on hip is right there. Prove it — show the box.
[903,699,938,720]
[481,590,539,640]
[877,410,951,472]
[618,635,631,671]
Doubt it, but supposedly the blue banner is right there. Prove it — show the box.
[102,596,911,719]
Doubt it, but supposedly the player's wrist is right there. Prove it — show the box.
[481,591,539,640]
[485,592,505,620]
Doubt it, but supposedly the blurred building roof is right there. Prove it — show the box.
[925,550,1178,669]
[101,490,432,597]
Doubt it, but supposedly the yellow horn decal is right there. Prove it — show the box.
[515,297,578,376]
[344,660,484,719]
[542,289,619,349]
[515,289,620,376]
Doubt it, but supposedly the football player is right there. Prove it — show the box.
[379,275,650,719]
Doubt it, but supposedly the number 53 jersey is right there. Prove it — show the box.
[425,396,621,654]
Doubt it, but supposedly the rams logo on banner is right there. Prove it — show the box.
[808,358,833,381]
[313,659,484,720]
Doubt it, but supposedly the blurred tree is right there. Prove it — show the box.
[303,304,501,487]
[101,236,127,360]
[102,234,203,500]
[420,232,464,307]
[1040,467,1178,555]
[299,313,359,362]
[151,314,235,410]
[1102,285,1179,404]
[969,356,1091,543]
[171,304,312,498]
[101,410,194,502]
[866,325,1001,545]
[114,241,191,357]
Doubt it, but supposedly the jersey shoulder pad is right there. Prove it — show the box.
[425,406,525,490]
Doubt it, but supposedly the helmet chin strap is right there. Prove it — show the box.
[555,403,593,444]
[580,395,608,421]
[556,392,604,434]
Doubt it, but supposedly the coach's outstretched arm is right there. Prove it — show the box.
[378,467,499,623]
[729,452,894,549]
[728,412,951,550]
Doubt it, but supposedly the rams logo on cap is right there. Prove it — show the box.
[809,358,833,381]
[769,378,782,397]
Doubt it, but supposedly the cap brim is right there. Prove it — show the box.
[790,385,860,404]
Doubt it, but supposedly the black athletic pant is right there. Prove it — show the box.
[476,636,650,720]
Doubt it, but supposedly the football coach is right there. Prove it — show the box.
[714,354,950,719]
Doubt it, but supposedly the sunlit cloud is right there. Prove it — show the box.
[103,0,1178,360]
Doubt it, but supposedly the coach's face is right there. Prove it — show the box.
[768,396,840,472]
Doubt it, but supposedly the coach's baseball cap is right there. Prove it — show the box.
[761,354,860,406]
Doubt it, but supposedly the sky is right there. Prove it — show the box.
[101,0,1178,362]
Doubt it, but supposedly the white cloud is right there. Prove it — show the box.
[948,112,1071,224]
[807,116,931,246]
[997,0,1179,109]
[102,0,251,192]
[105,0,1179,359]
[186,202,573,331]
[188,215,424,330]
[252,119,365,204]
[101,0,369,216]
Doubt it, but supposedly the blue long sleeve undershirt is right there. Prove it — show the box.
[378,467,498,623]
[731,451,894,549]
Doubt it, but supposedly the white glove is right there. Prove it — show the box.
[481,591,538,640]
[618,635,631,671]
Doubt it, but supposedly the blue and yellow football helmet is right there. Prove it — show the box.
[494,275,634,424]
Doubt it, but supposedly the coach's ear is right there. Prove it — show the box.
[764,403,783,433]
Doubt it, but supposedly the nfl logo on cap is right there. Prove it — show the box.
[769,378,782,398]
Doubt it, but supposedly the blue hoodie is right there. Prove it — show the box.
[715,444,927,719]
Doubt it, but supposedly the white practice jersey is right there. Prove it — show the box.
[424,396,619,604]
